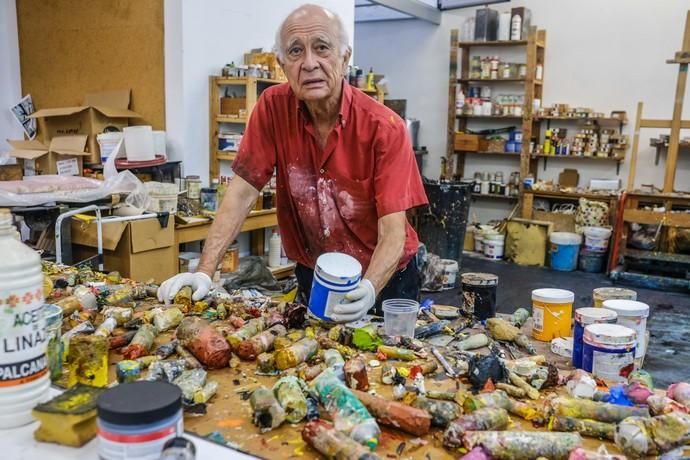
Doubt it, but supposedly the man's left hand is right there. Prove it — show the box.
[331,279,376,323]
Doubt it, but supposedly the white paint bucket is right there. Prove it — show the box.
[440,259,459,289]
[123,126,155,161]
[308,252,362,321]
[583,323,636,383]
[602,299,649,359]
[584,226,612,252]
[483,234,505,260]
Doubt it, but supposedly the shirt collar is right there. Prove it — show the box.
[295,80,352,128]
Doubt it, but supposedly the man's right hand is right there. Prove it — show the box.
[157,272,213,305]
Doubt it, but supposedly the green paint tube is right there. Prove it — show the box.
[463,431,582,460]
[273,376,308,423]
[250,386,286,432]
[548,415,615,440]
[551,397,650,423]
[454,333,489,351]
[352,325,381,352]
[443,407,510,448]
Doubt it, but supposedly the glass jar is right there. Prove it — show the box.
[186,175,202,200]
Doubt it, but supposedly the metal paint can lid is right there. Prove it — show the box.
[575,307,617,325]
[584,323,637,347]
[602,299,650,318]
[461,272,498,286]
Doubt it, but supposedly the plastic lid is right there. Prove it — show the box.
[532,288,575,303]
[97,381,182,425]
[575,307,617,325]
[549,232,582,245]
[584,323,637,346]
[602,299,650,318]
[316,252,362,279]
[461,272,498,286]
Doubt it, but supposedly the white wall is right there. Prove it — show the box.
[0,0,23,149]
[165,0,355,182]
[355,0,690,222]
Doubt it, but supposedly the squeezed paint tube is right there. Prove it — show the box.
[352,325,381,352]
[306,395,320,421]
[426,391,457,401]
[628,369,654,389]
[377,345,415,361]
[176,317,232,368]
[173,286,193,311]
[508,371,540,400]
[152,307,184,332]
[193,381,219,404]
[227,317,266,350]
[155,339,179,359]
[511,308,530,328]
[317,336,355,358]
[250,386,286,432]
[275,338,319,370]
[551,397,650,423]
[147,359,186,382]
[102,306,133,326]
[455,333,490,351]
[443,407,510,448]
[274,336,294,351]
[464,390,540,421]
[116,360,141,383]
[175,344,203,369]
[548,415,615,441]
[67,334,109,388]
[647,394,690,416]
[109,330,136,349]
[94,317,117,338]
[122,324,158,360]
[302,420,380,460]
[105,285,134,306]
[496,382,526,399]
[324,348,345,368]
[352,389,431,436]
[236,324,287,360]
[431,347,457,377]
[412,396,461,428]
[463,431,582,460]
[173,368,207,402]
[136,355,160,368]
[344,356,369,391]
[256,352,277,374]
[311,368,380,450]
[414,320,450,339]
[273,376,309,423]
[615,412,690,458]
[667,382,690,408]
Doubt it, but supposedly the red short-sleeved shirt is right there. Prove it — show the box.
[232,81,428,272]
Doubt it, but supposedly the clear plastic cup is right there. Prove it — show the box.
[382,299,420,338]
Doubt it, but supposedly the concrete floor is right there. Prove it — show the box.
[425,253,690,388]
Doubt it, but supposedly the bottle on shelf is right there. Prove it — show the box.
[268,230,282,268]
[544,129,552,155]
[355,68,365,89]
[366,67,375,91]
[510,12,522,40]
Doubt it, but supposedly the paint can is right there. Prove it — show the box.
[461,273,498,321]
[578,248,606,273]
[440,259,459,289]
[582,323,636,383]
[583,226,612,252]
[97,381,183,460]
[592,287,637,308]
[531,288,574,341]
[601,299,649,359]
[308,252,362,321]
[549,232,582,271]
[483,233,505,260]
[474,234,484,253]
[572,307,618,369]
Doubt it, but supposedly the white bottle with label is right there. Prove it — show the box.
[510,13,522,40]
[0,209,49,429]
[268,230,282,268]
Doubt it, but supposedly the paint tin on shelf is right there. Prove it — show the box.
[582,323,636,383]
[572,307,618,369]
[460,272,498,321]
[97,381,183,460]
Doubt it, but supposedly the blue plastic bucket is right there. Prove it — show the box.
[572,307,617,369]
[549,232,582,271]
[582,323,636,383]
[308,253,362,320]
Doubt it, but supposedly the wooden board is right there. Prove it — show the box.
[16,0,165,129]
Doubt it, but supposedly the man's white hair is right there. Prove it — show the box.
[274,4,350,61]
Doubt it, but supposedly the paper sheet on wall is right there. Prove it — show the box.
[9,95,37,140]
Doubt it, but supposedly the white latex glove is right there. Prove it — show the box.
[331,279,376,323]
[157,272,212,305]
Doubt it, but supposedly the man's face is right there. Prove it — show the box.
[278,12,351,102]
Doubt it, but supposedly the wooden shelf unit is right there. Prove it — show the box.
[362,87,385,103]
[471,193,518,201]
[209,75,286,182]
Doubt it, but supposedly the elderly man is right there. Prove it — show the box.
[158,4,427,323]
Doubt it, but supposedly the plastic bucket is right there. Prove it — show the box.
[97,132,124,163]
[484,234,505,260]
[474,235,484,253]
[592,287,637,308]
[123,126,155,161]
[308,253,362,320]
[602,299,649,359]
[578,249,606,273]
[549,232,582,271]
[531,288,575,341]
[572,307,617,369]
[583,323,636,383]
[440,259,459,290]
[583,226,612,252]
[382,299,419,338]
[461,273,498,320]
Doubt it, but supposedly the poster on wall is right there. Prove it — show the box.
[9,95,37,140]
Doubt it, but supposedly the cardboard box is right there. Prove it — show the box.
[29,90,141,164]
[70,216,176,283]
[7,135,89,176]
[220,97,246,115]
[454,133,479,152]
[0,165,23,181]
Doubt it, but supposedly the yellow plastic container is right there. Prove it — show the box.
[592,287,637,308]
[531,288,575,341]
